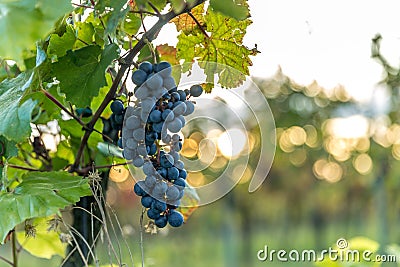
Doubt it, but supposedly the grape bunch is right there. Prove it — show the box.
[102,100,125,144]
[120,61,203,228]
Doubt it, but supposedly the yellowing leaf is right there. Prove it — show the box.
[177,182,200,222]
[16,216,66,259]
[176,9,258,90]
[156,44,182,83]
[170,3,205,34]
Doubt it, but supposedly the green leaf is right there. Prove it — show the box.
[48,25,77,58]
[121,12,142,36]
[16,216,66,259]
[0,171,91,244]
[97,142,123,158]
[52,44,119,107]
[104,0,129,38]
[170,3,205,34]
[209,0,250,21]
[0,0,73,61]
[74,22,95,48]
[0,72,37,142]
[176,9,257,90]
[0,136,18,159]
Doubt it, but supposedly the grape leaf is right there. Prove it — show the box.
[16,216,66,259]
[0,0,73,61]
[48,25,77,58]
[209,0,250,21]
[103,0,129,38]
[176,9,257,90]
[170,3,205,34]
[0,171,91,244]
[156,44,182,83]
[0,72,37,142]
[52,44,119,107]
[0,136,18,159]
[122,12,142,36]
[74,22,96,49]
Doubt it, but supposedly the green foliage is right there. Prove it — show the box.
[52,44,119,107]
[209,0,250,21]
[0,171,91,244]
[0,72,37,142]
[177,7,257,90]
[16,216,66,259]
[0,0,73,61]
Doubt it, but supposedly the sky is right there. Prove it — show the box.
[244,0,400,101]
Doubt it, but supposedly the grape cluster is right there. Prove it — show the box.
[102,100,125,144]
[121,61,203,228]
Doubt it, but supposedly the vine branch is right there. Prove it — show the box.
[69,0,206,173]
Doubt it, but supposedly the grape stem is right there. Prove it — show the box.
[188,12,209,39]
[41,89,114,143]
[69,0,206,174]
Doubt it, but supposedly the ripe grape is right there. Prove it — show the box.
[190,84,203,97]
[121,61,204,227]
[168,210,184,227]
[132,69,148,86]
[111,100,124,115]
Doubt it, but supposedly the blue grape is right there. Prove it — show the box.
[157,167,167,179]
[163,76,176,91]
[132,128,145,141]
[173,101,187,115]
[168,210,184,227]
[184,101,195,115]
[145,175,157,188]
[117,138,123,149]
[76,107,93,118]
[155,61,172,75]
[134,86,150,99]
[176,115,185,127]
[152,199,167,212]
[167,118,182,133]
[132,69,148,86]
[174,160,184,170]
[145,73,163,90]
[160,154,174,168]
[179,169,187,179]
[147,208,161,220]
[149,109,162,123]
[153,181,168,197]
[125,138,138,149]
[139,61,153,74]
[171,92,180,101]
[133,156,144,167]
[143,161,155,175]
[141,196,154,208]
[172,134,180,142]
[174,178,186,188]
[134,181,147,196]
[125,115,141,130]
[161,109,174,121]
[154,215,168,228]
[152,121,164,133]
[166,185,180,200]
[137,145,148,156]
[190,84,203,97]
[148,143,157,155]
[177,90,187,101]
[111,100,124,115]
[167,167,179,180]
[115,114,124,124]
[170,150,180,162]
